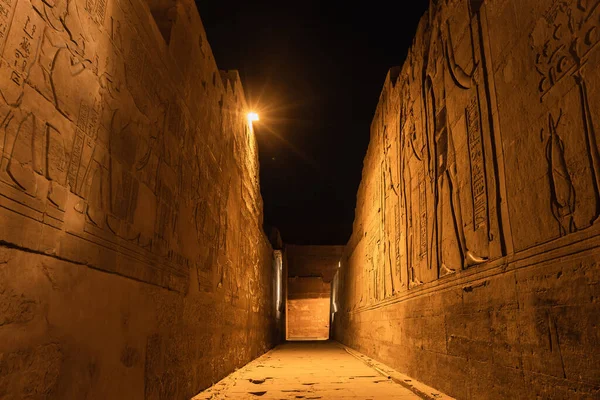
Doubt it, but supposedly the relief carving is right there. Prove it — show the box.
[46,124,67,184]
[0,0,16,52]
[399,87,426,287]
[0,0,264,300]
[466,96,487,231]
[381,125,398,297]
[338,0,521,313]
[544,110,577,235]
[7,112,39,194]
[417,168,427,260]
[348,0,511,305]
[422,1,506,277]
[445,20,476,90]
[0,0,43,106]
[532,0,600,233]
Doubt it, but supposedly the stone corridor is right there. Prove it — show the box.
[193,342,450,400]
[0,0,599,398]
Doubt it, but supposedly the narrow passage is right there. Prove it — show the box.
[193,342,450,399]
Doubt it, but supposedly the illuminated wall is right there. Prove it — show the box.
[285,245,343,340]
[0,0,280,397]
[333,0,600,398]
[287,277,331,340]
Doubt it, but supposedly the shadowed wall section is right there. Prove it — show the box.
[287,277,331,340]
[333,0,600,399]
[0,0,280,397]
[287,245,344,282]
[286,245,343,340]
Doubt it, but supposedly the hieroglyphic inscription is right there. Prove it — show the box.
[97,0,107,25]
[85,0,107,26]
[67,102,98,193]
[46,125,66,183]
[0,0,268,301]
[418,169,427,259]
[76,100,99,139]
[125,35,162,110]
[466,97,487,231]
[536,0,600,97]
[5,11,39,88]
[0,0,16,52]
[67,131,85,191]
[77,102,89,132]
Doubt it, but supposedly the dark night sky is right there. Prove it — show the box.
[195,1,429,245]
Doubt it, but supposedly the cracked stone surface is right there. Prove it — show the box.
[193,341,446,399]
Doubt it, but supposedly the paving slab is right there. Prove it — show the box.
[192,341,453,400]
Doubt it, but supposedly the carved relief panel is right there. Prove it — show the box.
[347,0,517,309]
[531,0,600,239]
[0,0,264,295]
[418,0,506,278]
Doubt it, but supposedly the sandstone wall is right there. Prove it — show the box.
[287,277,331,340]
[333,1,600,398]
[0,0,279,397]
[286,245,344,282]
[285,245,342,340]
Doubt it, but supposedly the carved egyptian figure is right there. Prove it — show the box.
[401,99,427,287]
[399,126,415,285]
[382,125,400,295]
[426,80,463,276]
[423,8,488,276]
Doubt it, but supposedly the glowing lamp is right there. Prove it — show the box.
[247,112,259,123]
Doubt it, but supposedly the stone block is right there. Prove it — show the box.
[446,312,493,363]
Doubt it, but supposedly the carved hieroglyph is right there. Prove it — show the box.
[334,1,600,398]
[532,0,600,235]
[0,0,276,397]
[0,0,267,299]
[340,0,600,310]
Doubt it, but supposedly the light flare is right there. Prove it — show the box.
[247,112,259,123]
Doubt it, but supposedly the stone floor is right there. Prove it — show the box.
[192,341,452,399]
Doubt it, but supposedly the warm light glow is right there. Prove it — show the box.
[338,261,341,268]
[331,271,339,315]
[248,112,259,123]
[275,251,283,313]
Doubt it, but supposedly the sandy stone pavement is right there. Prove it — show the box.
[192,341,452,399]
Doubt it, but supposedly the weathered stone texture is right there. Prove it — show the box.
[286,244,343,281]
[333,1,600,398]
[287,277,331,340]
[285,246,342,340]
[0,0,279,397]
